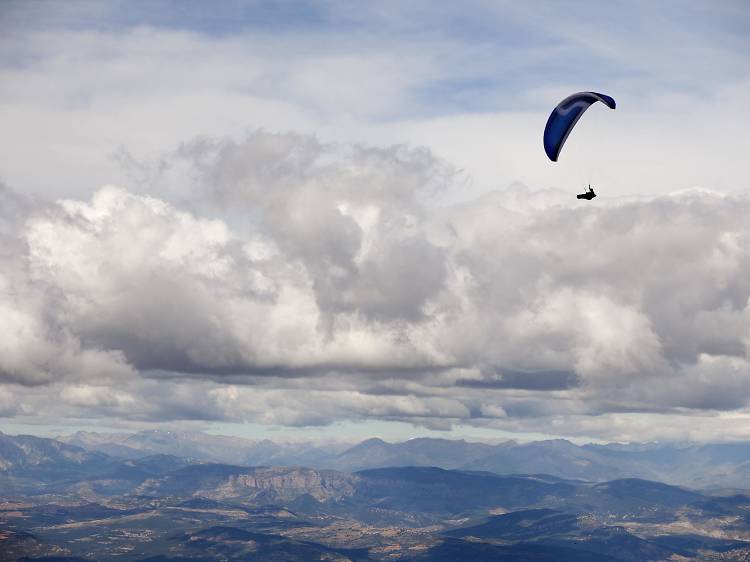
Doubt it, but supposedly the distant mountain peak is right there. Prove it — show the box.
[360,437,388,445]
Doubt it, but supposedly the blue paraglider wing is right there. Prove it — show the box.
[543,92,616,161]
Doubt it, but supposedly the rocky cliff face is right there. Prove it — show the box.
[212,467,357,502]
[135,464,358,503]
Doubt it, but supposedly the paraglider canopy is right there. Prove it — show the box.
[543,92,616,162]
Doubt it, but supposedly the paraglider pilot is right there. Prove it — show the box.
[577,184,596,200]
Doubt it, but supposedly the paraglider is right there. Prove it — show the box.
[577,184,596,200]
[543,91,615,199]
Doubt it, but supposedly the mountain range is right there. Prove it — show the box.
[57,429,750,490]
[1,431,749,561]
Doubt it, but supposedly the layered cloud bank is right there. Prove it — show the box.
[1,131,749,441]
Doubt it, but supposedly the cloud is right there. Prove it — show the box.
[0,3,747,441]
[16,136,456,378]
[0,7,746,202]
[1,130,750,442]
[0,185,136,386]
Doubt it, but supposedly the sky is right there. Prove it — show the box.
[0,0,749,444]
